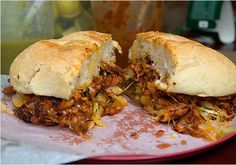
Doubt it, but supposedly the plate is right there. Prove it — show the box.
[1,75,236,163]
[85,133,235,163]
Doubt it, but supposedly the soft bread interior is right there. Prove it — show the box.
[129,31,236,97]
[77,41,117,89]
[10,31,120,99]
[129,39,174,90]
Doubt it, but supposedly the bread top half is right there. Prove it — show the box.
[10,31,121,99]
[129,31,236,97]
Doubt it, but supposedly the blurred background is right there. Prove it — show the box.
[1,1,236,74]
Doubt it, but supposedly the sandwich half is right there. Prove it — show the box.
[6,31,127,136]
[125,31,236,140]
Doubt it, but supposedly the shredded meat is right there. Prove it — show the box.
[173,109,203,136]
[7,64,127,135]
[169,103,191,119]
[130,57,160,95]
[127,57,236,140]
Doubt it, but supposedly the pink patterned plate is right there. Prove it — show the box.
[1,75,235,163]
[86,133,235,163]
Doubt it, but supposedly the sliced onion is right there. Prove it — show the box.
[12,93,25,107]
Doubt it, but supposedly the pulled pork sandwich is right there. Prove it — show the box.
[4,31,128,136]
[124,31,236,141]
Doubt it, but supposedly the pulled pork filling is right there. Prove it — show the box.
[125,57,236,141]
[4,63,127,135]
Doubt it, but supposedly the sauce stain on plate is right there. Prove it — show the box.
[130,132,139,139]
[49,131,84,145]
[156,143,171,149]
[180,140,187,145]
[154,130,165,138]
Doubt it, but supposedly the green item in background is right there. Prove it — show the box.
[1,40,38,74]
[55,1,83,19]
[54,23,63,39]
[1,1,54,74]
[187,1,223,29]
[53,1,93,38]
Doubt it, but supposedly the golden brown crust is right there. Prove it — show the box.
[9,31,119,99]
[130,31,236,97]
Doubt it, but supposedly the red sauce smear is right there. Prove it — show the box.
[130,132,139,139]
[155,130,165,138]
[180,140,187,145]
[156,143,171,149]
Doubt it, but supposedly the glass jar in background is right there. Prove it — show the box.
[91,1,163,68]
[1,1,54,74]
[54,1,93,38]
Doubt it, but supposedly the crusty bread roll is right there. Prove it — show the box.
[129,31,236,97]
[10,31,122,99]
